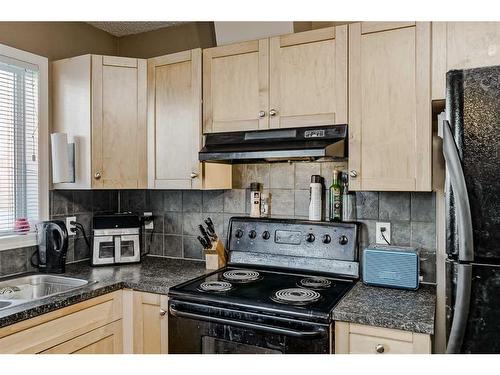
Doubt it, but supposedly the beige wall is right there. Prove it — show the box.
[117,22,215,58]
[0,22,118,60]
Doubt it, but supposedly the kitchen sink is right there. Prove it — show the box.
[0,275,92,309]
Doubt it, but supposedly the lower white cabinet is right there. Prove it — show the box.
[335,322,432,354]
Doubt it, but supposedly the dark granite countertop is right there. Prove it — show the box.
[331,282,436,335]
[0,256,209,328]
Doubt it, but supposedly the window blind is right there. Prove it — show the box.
[0,57,39,236]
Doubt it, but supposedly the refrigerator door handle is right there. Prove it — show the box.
[446,263,472,353]
[440,117,474,262]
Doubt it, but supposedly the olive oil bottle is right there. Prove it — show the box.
[329,169,342,221]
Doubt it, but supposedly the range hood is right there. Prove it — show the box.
[199,125,347,164]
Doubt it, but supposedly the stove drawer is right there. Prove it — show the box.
[334,322,431,354]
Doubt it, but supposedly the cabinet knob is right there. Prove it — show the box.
[190,172,198,179]
[375,344,385,353]
[94,171,101,180]
[349,170,358,178]
[160,309,167,317]
[258,110,266,118]
[269,109,278,117]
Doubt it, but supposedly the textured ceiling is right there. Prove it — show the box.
[87,21,188,37]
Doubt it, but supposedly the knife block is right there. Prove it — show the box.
[205,238,226,270]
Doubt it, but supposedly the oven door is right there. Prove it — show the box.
[114,234,140,263]
[92,235,115,265]
[168,299,331,354]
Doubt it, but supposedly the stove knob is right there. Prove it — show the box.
[339,235,349,245]
[306,233,315,243]
[235,229,244,238]
[248,230,257,239]
[262,231,271,240]
[322,234,331,244]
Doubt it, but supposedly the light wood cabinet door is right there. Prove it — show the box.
[41,321,123,354]
[0,291,123,354]
[269,26,347,128]
[203,39,269,133]
[133,291,168,354]
[335,322,432,354]
[348,22,432,191]
[432,22,500,99]
[92,55,147,189]
[148,49,202,189]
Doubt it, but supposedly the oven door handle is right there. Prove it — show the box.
[169,305,325,338]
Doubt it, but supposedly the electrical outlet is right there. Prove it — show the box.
[376,222,391,245]
[66,216,76,236]
[143,212,153,230]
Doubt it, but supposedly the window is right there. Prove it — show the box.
[0,43,48,248]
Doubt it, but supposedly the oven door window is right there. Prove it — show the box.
[114,235,140,263]
[202,337,282,354]
[92,236,115,265]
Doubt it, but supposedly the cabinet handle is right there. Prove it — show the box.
[258,110,266,118]
[190,172,198,179]
[269,109,278,117]
[94,171,101,180]
[375,344,385,353]
[160,309,167,317]
[349,170,358,178]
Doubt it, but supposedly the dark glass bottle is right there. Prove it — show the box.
[329,169,342,221]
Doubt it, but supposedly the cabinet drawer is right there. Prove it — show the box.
[349,333,413,354]
[0,291,122,354]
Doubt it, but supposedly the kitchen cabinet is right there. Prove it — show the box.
[132,291,168,354]
[432,22,500,99]
[269,26,347,128]
[52,54,147,189]
[348,22,432,192]
[335,322,432,354]
[147,49,231,189]
[0,291,123,354]
[203,26,347,133]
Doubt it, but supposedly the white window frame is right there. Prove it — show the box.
[0,43,49,251]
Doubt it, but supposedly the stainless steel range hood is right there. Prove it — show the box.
[199,125,347,163]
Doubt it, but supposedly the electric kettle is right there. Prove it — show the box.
[32,220,69,273]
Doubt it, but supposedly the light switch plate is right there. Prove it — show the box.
[376,222,391,245]
[143,212,153,230]
[66,216,76,236]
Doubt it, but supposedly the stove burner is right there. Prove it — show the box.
[298,277,332,289]
[271,288,321,306]
[198,281,232,292]
[223,270,261,283]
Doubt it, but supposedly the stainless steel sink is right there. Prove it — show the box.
[0,275,91,309]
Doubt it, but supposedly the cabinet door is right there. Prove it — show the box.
[92,55,147,189]
[203,39,269,133]
[133,291,168,354]
[269,26,347,128]
[432,22,500,99]
[41,321,123,354]
[148,49,202,189]
[349,22,431,191]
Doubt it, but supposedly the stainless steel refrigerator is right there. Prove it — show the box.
[440,65,500,353]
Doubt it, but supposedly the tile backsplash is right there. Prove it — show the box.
[1,161,437,283]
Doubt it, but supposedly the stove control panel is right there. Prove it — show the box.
[227,217,359,262]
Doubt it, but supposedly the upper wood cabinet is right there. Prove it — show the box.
[269,26,347,128]
[52,55,147,189]
[432,22,500,99]
[203,39,269,133]
[148,49,232,189]
[348,22,432,192]
[203,26,347,133]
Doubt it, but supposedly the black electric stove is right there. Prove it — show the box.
[168,217,360,354]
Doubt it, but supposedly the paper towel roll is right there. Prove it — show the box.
[51,132,71,183]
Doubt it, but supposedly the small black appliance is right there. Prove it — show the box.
[32,220,69,273]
